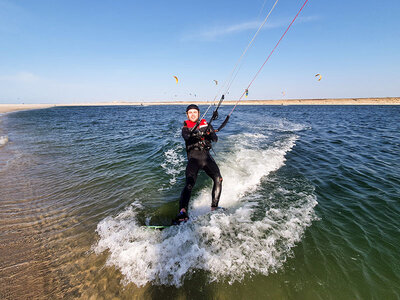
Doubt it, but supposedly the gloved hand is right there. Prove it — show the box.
[205,128,214,136]
[190,130,204,138]
[205,131,217,142]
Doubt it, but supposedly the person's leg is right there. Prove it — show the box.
[179,157,200,212]
[203,155,223,209]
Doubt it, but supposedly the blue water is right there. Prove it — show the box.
[0,105,399,299]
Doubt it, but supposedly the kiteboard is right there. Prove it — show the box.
[143,207,226,230]
[144,225,172,230]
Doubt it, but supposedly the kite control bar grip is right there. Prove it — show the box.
[217,115,230,132]
[211,110,219,121]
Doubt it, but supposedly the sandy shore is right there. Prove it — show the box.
[142,97,400,106]
[1,97,399,114]
[0,104,56,113]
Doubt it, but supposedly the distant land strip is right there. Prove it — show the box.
[138,97,400,106]
[1,97,399,113]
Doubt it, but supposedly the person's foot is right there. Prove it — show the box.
[172,210,189,225]
[211,206,225,211]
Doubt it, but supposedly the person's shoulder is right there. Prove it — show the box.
[183,120,188,127]
[199,119,208,127]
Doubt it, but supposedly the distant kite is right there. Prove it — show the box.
[173,76,178,84]
[315,73,322,81]
[213,80,218,85]
[245,89,249,98]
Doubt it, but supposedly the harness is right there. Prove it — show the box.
[184,119,212,152]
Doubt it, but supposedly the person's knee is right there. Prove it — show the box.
[215,176,223,185]
[186,177,196,191]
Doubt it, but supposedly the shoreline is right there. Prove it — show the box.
[1,97,399,114]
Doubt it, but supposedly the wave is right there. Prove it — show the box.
[160,144,185,188]
[94,133,317,287]
[0,135,9,147]
[190,133,298,215]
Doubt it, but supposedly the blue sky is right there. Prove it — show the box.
[0,0,399,103]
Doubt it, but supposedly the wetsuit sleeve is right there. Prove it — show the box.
[182,124,191,141]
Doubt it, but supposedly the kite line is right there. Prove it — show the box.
[195,0,310,133]
[228,0,310,116]
[200,0,280,121]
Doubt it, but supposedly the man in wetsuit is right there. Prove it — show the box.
[174,104,223,223]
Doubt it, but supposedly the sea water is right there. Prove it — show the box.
[0,105,399,299]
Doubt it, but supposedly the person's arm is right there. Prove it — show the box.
[182,123,191,141]
[205,124,218,142]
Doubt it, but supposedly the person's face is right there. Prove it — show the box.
[187,109,199,122]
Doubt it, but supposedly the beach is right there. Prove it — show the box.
[140,97,400,106]
[0,104,58,114]
[1,97,399,114]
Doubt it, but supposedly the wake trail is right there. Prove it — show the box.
[94,132,318,287]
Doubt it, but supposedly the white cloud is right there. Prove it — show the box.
[199,21,264,39]
[182,15,320,41]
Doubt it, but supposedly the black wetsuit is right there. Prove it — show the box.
[179,119,223,211]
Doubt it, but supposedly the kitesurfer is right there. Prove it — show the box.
[173,104,223,224]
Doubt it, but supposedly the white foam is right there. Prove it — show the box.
[94,133,318,287]
[0,135,9,147]
[191,133,297,215]
[160,145,185,187]
[267,118,309,132]
[237,115,309,133]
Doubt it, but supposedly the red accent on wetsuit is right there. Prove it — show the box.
[184,119,208,128]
